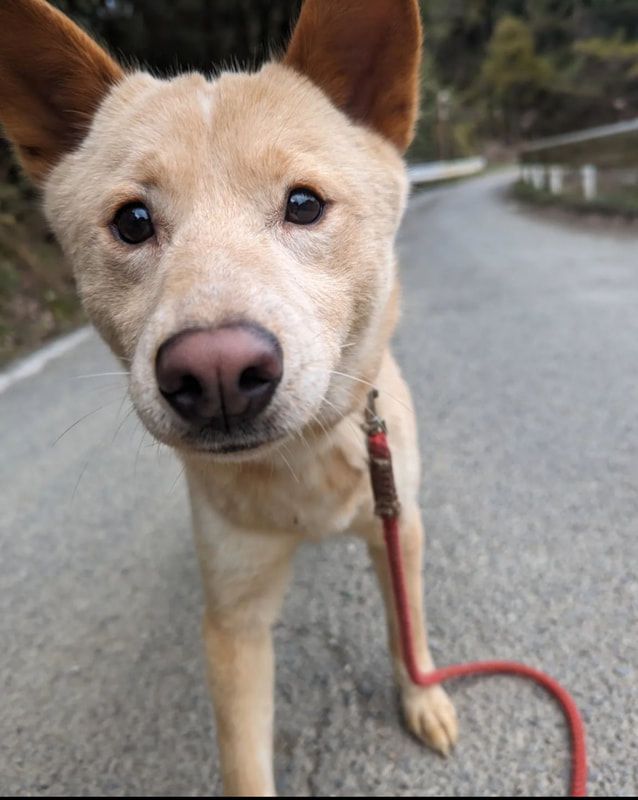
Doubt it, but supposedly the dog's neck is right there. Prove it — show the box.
[182,388,374,538]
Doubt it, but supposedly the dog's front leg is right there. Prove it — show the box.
[204,608,280,797]
[364,505,459,756]
[195,514,296,797]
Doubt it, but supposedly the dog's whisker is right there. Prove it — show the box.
[153,441,164,461]
[134,426,148,475]
[319,396,341,415]
[52,399,123,446]
[278,445,300,485]
[68,401,132,500]
[80,383,130,396]
[309,368,411,413]
[170,465,186,495]
[73,372,131,380]
[111,384,134,439]
[320,397,362,446]
[71,457,92,504]
[322,411,360,451]
[112,405,136,443]
[309,410,331,440]
[292,425,315,458]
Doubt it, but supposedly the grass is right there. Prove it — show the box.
[511,179,638,220]
[0,176,84,368]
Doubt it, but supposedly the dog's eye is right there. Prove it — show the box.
[285,189,324,225]
[113,203,155,245]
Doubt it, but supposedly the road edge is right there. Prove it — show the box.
[0,326,93,396]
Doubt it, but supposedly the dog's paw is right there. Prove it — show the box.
[401,684,459,756]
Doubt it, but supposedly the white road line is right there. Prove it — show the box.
[0,326,93,396]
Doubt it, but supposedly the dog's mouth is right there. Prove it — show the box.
[177,422,289,460]
[190,436,284,456]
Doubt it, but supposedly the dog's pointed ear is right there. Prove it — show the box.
[284,0,422,152]
[0,0,123,184]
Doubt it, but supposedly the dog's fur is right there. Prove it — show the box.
[0,0,458,794]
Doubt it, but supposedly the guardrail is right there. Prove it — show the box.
[408,157,487,186]
[519,118,638,202]
[522,118,638,157]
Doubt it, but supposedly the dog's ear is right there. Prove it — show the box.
[0,0,123,184]
[284,0,422,152]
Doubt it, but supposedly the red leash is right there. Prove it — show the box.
[364,390,588,797]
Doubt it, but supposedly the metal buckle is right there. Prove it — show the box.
[363,389,387,436]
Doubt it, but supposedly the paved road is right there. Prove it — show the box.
[1,172,636,796]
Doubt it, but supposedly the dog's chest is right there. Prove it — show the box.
[190,432,372,538]
[270,444,371,538]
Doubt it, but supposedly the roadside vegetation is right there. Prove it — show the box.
[512,179,638,220]
[0,148,83,367]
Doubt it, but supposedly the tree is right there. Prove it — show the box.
[572,35,638,116]
[50,0,302,72]
[479,15,554,139]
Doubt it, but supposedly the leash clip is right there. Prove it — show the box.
[364,389,387,436]
[364,389,401,520]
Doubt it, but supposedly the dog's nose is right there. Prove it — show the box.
[156,325,283,429]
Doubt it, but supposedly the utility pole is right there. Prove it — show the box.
[436,90,451,161]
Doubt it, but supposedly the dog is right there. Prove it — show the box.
[0,0,458,794]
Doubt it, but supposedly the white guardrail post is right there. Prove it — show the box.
[549,165,564,195]
[581,165,598,201]
[531,164,546,191]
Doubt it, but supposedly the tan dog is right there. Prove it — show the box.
[0,0,458,794]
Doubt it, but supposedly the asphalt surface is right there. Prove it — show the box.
[1,172,637,796]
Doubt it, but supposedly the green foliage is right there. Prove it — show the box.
[50,0,302,72]
[575,36,638,61]
[574,35,638,94]
[420,0,638,157]
[0,180,83,366]
[478,15,555,139]
[481,16,554,102]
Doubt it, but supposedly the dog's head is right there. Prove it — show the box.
[0,0,422,459]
